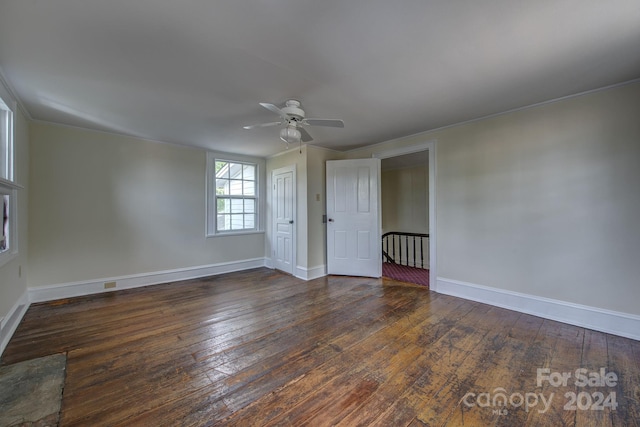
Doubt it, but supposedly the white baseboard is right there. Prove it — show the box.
[263,258,326,280]
[0,290,29,357]
[436,277,640,341]
[29,258,267,303]
[295,264,327,281]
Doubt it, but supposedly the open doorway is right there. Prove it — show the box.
[374,141,436,288]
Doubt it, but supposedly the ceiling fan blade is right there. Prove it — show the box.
[259,102,290,121]
[298,127,313,142]
[303,118,344,128]
[243,121,283,130]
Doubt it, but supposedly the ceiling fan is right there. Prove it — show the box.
[243,99,344,146]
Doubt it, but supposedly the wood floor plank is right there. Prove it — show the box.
[2,268,639,426]
[367,303,512,427]
[521,320,586,427]
[62,277,378,396]
[221,293,464,427]
[145,285,436,426]
[333,299,478,427]
[425,307,526,426]
[264,304,444,426]
[573,329,612,427]
[607,333,640,426]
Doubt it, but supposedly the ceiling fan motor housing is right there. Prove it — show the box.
[282,99,305,121]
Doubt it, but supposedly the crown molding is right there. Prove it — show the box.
[0,66,32,120]
[347,77,640,153]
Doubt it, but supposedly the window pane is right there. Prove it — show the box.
[244,199,255,213]
[243,180,255,196]
[230,214,244,230]
[229,162,243,179]
[231,199,244,213]
[0,111,9,179]
[1,194,9,252]
[0,109,9,181]
[217,214,228,231]
[229,180,243,195]
[243,164,255,181]
[217,198,230,214]
[215,161,228,179]
[244,214,255,229]
[216,178,229,195]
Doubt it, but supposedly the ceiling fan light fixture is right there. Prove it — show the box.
[280,125,301,144]
[244,99,344,147]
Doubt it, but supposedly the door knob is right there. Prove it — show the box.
[328,218,334,222]
[289,220,294,224]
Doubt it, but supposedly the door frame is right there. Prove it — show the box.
[271,164,296,275]
[373,139,437,291]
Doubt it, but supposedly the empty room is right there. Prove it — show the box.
[1,1,639,426]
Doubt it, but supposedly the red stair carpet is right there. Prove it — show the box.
[382,263,429,288]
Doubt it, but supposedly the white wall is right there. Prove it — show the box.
[381,164,429,268]
[306,145,345,270]
[349,82,640,316]
[28,123,265,287]
[381,164,428,235]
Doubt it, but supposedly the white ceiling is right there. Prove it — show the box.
[1,1,639,157]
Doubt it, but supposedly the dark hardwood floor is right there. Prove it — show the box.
[2,268,639,426]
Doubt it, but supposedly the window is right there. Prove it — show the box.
[215,160,256,231]
[0,95,13,182]
[0,88,17,266]
[1,193,9,252]
[0,186,17,266]
[206,153,263,236]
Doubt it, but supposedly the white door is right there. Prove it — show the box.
[326,159,381,277]
[272,166,295,274]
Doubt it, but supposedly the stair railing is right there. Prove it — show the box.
[382,231,429,269]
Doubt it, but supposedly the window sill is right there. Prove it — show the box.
[0,250,18,269]
[206,230,265,238]
[0,178,23,190]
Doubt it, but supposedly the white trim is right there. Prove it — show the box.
[29,258,267,303]
[0,186,19,268]
[0,290,29,357]
[295,264,327,281]
[205,152,266,237]
[436,277,640,341]
[372,140,435,160]
[0,251,18,268]
[0,66,31,120]
[264,258,274,269]
[0,177,23,190]
[428,142,437,291]
[31,118,209,152]
[267,143,344,160]
[206,230,265,238]
[373,139,437,291]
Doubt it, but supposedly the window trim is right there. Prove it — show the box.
[205,152,265,237]
[0,81,15,183]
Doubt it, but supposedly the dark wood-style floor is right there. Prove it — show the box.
[2,268,639,426]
